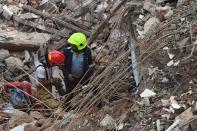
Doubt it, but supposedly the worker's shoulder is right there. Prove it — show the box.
[35,62,45,71]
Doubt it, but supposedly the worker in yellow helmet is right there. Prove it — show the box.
[63,32,95,102]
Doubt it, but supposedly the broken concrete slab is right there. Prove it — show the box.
[170,96,181,109]
[177,37,190,52]
[144,17,160,34]
[20,13,39,19]
[143,0,156,15]
[100,114,115,129]
[29,111,44,120]
[5,56,24,71]
[10,123,37,131]
[0,30,51,51]
[188,116,197,131]
[0,49,10,61]
[175,107,193,131]
[140,89,156,97]
[8,110,34,129]
[2,5,22,20]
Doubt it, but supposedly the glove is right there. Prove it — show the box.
[51,78,62,85]
[68,74,75,81]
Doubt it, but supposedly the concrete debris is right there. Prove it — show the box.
[0,0,197,130]
[143,0,156,15]
[167,51,175,59]
[170,96,181,109]
[8,110,34,129]
[167,60,174,66]
[20,13,39,19]
[117,123,124,130]
[156,0,168,4]
[2,5,22,20]
[5,56,24,71]
[140,89,156,97]
[100,114,115,129]
[177,37,190,52]
[175,107,193,130]
[140,97,150,106]
[29,111,44,120]
[144,17,160,34]
[0,30,51,46]
[0,49,10,61]
[166,119,180,131]
[10,123,37,131]
[188,117,197,131]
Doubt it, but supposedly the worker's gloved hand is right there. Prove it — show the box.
[68,74,75,81]
[51,78,62,84]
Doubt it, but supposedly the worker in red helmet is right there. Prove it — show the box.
[48,51,65,66]
[34,50,66,109]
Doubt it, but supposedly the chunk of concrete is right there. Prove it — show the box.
[20,13,39,19]
[177,37,190,52]
[143,0,155,15]
[140,89,156,98]
[175,107,193,131]
[100,114,115,129]
[0,49,10,61]
[9,110,34,129]
[144,17,160,34]
[5,56,24,71]
[2,5,22,20]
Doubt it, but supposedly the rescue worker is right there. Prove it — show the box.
[35,50,65,109]
[63,32,95,100]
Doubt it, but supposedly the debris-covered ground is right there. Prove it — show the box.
[0,0,197,131]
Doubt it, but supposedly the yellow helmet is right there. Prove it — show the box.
[67,32,87,50]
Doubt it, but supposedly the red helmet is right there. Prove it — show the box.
[48,51,65,66]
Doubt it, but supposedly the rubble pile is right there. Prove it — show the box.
[62,0,197,131]
[0,0,197,130]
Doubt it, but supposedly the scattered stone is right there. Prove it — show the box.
[8,110,34,129]
[20,13,39,19]
[117,123,124,130]
[144,17,160,34]
[143,0,155,15]
[0,49,10,61]
[140,89,156,98]
[29,111,44,120]
[170,96,181,109]
[188,117,197,131]
[5,56,24,71]
[167,52,174,59]
[177,37,190,52]
[83,119,89,126]
[2,5,13,20]
[156,0,168,4]
[164,10,173,19]
[10,123,37,131]
[100,114,115,129]
[167,60,174,67]
[4,5,22,18]
[37,118,45,126]
[24,123,38,131]
[140,98,150,106]
[10,124,25,131]
[175,107,193,130]
[129,127,141,131]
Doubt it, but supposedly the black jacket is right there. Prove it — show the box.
[63,47,94,84]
